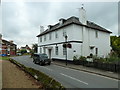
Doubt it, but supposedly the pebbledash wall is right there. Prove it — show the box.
[37,7,111,61]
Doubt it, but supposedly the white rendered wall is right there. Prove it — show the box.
[38,23,111,60]
[89,28,111,57]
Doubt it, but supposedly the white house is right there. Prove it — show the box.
[37,7,112,61]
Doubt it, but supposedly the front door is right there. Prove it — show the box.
[48,49,52,60]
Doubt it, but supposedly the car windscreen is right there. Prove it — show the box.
[40,54,48,59]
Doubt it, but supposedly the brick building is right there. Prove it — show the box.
[0,34,17,56]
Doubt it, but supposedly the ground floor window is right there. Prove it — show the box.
[95,48,98,55]
[63,47,66,55]
[55,46,58,55]
[40,48,42,53]
[43,47,46,54]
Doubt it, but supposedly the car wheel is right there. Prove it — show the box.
[48,62,51,65]
[39,62,42,66]
[34,60,37,64]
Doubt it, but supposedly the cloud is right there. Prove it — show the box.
[2,1,118,47]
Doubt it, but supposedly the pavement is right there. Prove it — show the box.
[0,60,2,89]
[2,60,42,88]
[52,60,119,80]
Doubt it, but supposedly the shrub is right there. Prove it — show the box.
[79,56,86,61]
[73,55,78,60]
[106,56,120,63]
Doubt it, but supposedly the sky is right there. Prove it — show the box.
[0,0,119,48]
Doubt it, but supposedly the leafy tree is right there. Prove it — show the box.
[110,36,120,57]
[32,44,38,53]
[20,49,27,55]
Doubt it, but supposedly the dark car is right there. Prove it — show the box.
[33,53,51,65]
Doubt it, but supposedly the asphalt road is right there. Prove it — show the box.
[11,56,119,89]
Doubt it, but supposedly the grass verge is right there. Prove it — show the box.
[0,56,10,60]
[9,58,65,89]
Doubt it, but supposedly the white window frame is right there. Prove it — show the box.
[63,29,66,37]
[95,30,98,38]
[55,31,58,38]
[95,48,98,55]
[40,48,42,53]
[43,47,46,54]
[63,47,66,55]
[40,37,42,42]
[55,46,58,55]
[49,33,52,40]
[44,35,46,41]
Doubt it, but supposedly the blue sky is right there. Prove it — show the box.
[1,0,119,47]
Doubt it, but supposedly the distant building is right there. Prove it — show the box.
[0,34,17,56]
[20,45,31,53]
[37,7,112,61]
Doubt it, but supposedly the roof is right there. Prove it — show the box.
[37,16,112,37]
[2,39,17,46]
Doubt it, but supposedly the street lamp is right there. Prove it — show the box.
[65,35,68,66]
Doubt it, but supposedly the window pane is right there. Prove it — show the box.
[55,46,58,55]
[63,47,66,55]
[44,35,46,41]
[49,33,52,40]
[95,31,98,38]
[55,31,58,38]
[40,37,42,42]
[95,48,98,55]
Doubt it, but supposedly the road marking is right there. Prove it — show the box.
[60,73,88,85]
[42,67,53,71]
[53,65,119,81]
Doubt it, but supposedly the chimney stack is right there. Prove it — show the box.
[79,5,87,25]
[59,18,65,25]
[40,26,44,33]
[9,40,13,43]
[48,25,52,30]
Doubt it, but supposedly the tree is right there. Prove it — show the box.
[20,49,27,55]
[32,44,38,53]
[110,36,120,57]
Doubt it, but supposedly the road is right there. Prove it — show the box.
[11,56,119,89]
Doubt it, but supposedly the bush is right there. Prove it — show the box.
[20,49,27,55]
[79,56,86,61]
[73,55,78,61]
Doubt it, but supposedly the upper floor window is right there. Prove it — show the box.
[44,35,46,41]
[95,30,98,38]
[49,33,52,40]
[40,37,42,42]
[63,29,66,37]
[55,31,58,38]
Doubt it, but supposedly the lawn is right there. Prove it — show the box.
[0,56,10,60]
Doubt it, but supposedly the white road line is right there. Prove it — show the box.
[53,65,119,81]
[60,73,88,85]
[42,67,53,71]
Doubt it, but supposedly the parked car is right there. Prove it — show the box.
[17,52,22,56]
[32,53,51,65]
